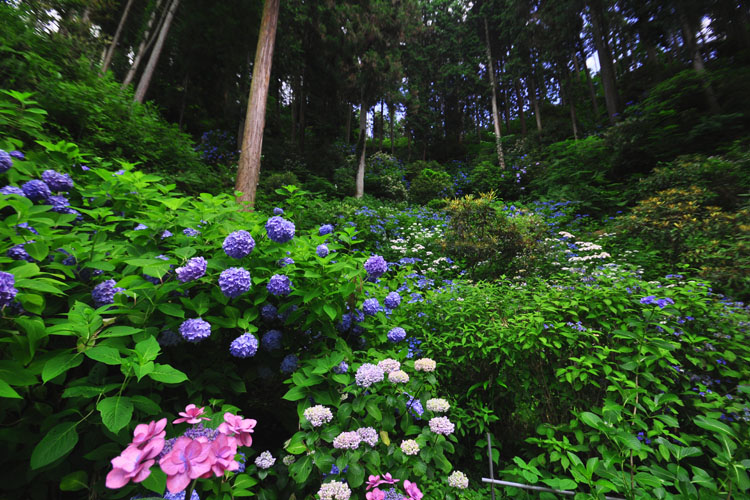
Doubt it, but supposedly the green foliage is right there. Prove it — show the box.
[364,152,408,201]
[410,168,454,205]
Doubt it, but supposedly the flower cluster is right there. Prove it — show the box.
[377,358,400,373]
[355,363,385,388]
[333,431,361,450]
[319,224,334,236]
[266,216,295,243]
[183,227,200,237]
[384,291,401,309]
[640,295,675,309]
[280,354,299,373]
[316,244,329,258]
[219,267,251,298]
[447,470,469,489]
[179,318,212,342]
[426,398,450,413]
[41,170,74,191]
[364,255,388,279]
[223,230,255,258]
[366,475,422,500]
[0,271,18,307]
[229,333,258,358]
[333,361,349,374]
[387,327,406,343]
[92,279,125,307]
[262,330,282,351]
[254,451,276,469]
[267,274,292,296]
[106,418,167,489]
[356,427,378,446]
[400,439,419,456]
[428,416,455,436]
[388,370,409,384]
[318,480,352,500]
[413,358,436,372]
[175,257,207,283]
[362,298,380,316]
[0,150,11,173]
[22,180,51,201]
[304,405,334,427]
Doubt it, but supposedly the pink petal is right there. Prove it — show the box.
[165,472,190,494]
[105,468,130,489]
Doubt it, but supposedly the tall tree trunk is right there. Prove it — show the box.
[122,0,166,89]
[345,103,352,145]
[588,0,619,124]
[101,0,136,74]
[501,80,510,133]
[483,17,506,169]
[235,0,280,207]
[562,73,579,139]
[355,99,368,198]
[679,7,721,114]
[290,76,298,146]
[515,79,527,136]
[379,101,385,150]
[389,101,395,154]
[134,0,180,103]
[574,45,599,118]
[528,75,542,131]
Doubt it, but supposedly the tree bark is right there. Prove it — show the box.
[575,44,600,119]
[355,99,368,198]
[484,17,506,169]
[515,79,527,136]
[235,0,280,207]
[679,7,721,114]
[122,0,166,89]
[528,74,542,131]
[101,0,136,74]
[501,79,510,133]
[345,103,352,145]
[134,0,180,103]
[379,101,385,150]
[562,73,579,139]
[389,101,395,154]
[588,0,619,124]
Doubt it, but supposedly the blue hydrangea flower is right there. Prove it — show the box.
[280,354,299,374]
[158,329,181,346]
[262,329,283,351]
[179,318,211,342]
[41,170,74,191]
[265,216,295,243]
[163,489,200,500]
[387,327,406,343]
[657,298,675,309]
[134,223,148,231]
[267,274,292,296]
[9,150,24,160]
[362,298,380,316]
[230,333,259,358]
[223,230,255,258]
[273,207,284,215]
[175,257,207,283]
[384,291,401,309]
[7,242,33,262]
[92,279,125,307]
[48,195,71,213]
[261,303,278,321]
[161,230,173,239]
[0,271,18,307]
[364,255,387,279]
[219,267,252,298]
[383,488,404,500]
[333,361,348,374]
[16,223,38,235]
[22,180,51,201]
[319,224,334,236]
[405,393,424,419]
[278,257,295,267]
[316,244,329,258]
[183,227,200,237]
[0,150,12,173]
[1,185,25,196]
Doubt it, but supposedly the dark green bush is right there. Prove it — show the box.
[410,168,454,205]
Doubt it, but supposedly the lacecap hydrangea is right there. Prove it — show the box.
[230,333,259,358]
[179,318,212,342]
[265,216,295,243]
[223,230,255,258]
[219,267,252,298]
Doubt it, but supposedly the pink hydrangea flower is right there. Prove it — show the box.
[366,475,383,491]
[217,412,257,447]
[105,439,163,489]
[131,417,167,448]
[206,434,239,477]
[173,404,210,425]
[404,480,423,500]
[365,489,385,500]
[159,436,213,493]
[380,473,399,485]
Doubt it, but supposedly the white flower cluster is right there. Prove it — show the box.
[400,439,420,456]
[303,405,333,428]
[426,398,450,412]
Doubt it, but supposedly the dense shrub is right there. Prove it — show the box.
[410,168,454,205]
[364,152,408,201]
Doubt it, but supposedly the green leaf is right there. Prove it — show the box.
[97,396,134,434]
[578,411,602,429]
[365,400,382,421]
[347,462,365,488]
[130,395,161,415]
[84,346,121,365]
[99,326,143,338]
[30,421,79,469]
[323,304,337,321]
[148,363,188,384]
[60,470,88,491]
[0,379,22,398]
[135,336,161,362]
[141,467,166,494]
[290,455,313,483]
[42,351,83,383]
[24,241,49,262]
[694,416,735,437]
[157,303,184,318]
[282,385,307,401]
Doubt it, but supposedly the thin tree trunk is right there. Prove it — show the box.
[679,8,721,114]
[501,79,510,133]
[122,0,166,89]
[290,77,298,146]
[345,103,352,145]
[484,17,506,169]
[355,99,368,198]
[588,0,619,124]
[134,0,180,102]
[575,44,600,119]
[389,101,395,154]
[235,0,280,207]
[528,74,542,131]
[101,0,136,74]
[379,101,385,150]
[299,82,307,151]
[515,79,527,136]
[562,73,579,139]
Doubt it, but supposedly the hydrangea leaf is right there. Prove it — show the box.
[30,421,79,469]
[97,395,133,434]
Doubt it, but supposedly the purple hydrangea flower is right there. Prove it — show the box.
[355,363,384,388]
[319,224,334,236]
[179,318,211,342]
[48,195,71,213]
[280,354,299,374]
[113,169,125,176]
[163,489,200,500]
[278,257,295,267]
[0,150,12,173]
[364,255,387,279]
[80,164,90,171]
[183,227,200,237]
[267,274,292,296]
[333,361,348,374]
[362,298,380,316]
[41,170,74,191]
[92,279,125,307]
[22,180,51,201]
[7,242,33,262]
[406,393,424,419]
[16,223,38,235]
[223,230,255,259]
[158,329,182,346]
[255,450,276,469]
[333,431,361,450]
[1,185,25,196]
[387,327,406,343]
[384,292,401,309]
[657,298,675,309]
[273,207,284,215]
[262,329,282,351]
[134,223,148,231]
[0,271,18,307]
[261,303,278,321]
[9,150,24,160]
[316,244,329,258]
[161,230,173,239]
[265,216,295,243]
[175,257,207,283]
[230,333,259,358]
[219,267,252,298]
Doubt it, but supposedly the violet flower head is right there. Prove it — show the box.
[42,170,74,191]
[161,230,173,239]
[223,230,255,259]
[219,267,252,298]
[21,180,51,201]
[273,207,284,215]
[377,358,400,373]
[333,431,361,450]
[355,363,384,388]
[362,298,380,316]
[265,216,295,243]
[384,291,401,309]
[7,242,33,262]
[333,361,349,374]
[0,271,18,307]
[267,274,292,296]
[278,257,295,267]
[48,195,71,213]
[261,303,278,321]
[0,150,12,173]
[183,227,200,237]
[255,451,276,469]
[319,224,334,236]
[316,244,329,258]
[303,405,334,427]
[9,150,24,160]
[175,256,207,283]
[262,329,283,351]
[280,354,299,373]
[428,416,455,436]
[179,318,212,342]
[364,255,388,279]
[230,333,259,358]
[357,427,378,446]
[387,327,406,343]
[1,185,25,196]
[134,223,148,231]
[92,279,125,307]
